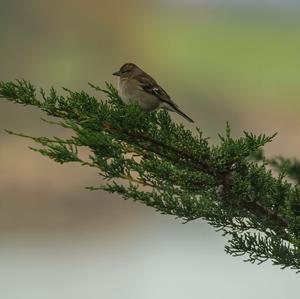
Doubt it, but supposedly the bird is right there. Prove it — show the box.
[113,63,194,123]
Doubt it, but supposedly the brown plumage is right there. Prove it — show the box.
[113,63,194,123]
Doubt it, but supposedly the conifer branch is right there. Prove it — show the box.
[1,80,300,271]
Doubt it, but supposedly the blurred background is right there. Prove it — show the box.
[1,0,300,298]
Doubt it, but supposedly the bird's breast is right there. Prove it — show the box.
[117,78,133,104]
[117,78,160,111]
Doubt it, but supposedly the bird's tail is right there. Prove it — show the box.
[161,101,194,123]
[173,106,194,123]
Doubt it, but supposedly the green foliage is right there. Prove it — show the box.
[1,80,300,272]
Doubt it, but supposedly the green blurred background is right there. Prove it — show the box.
[0,0,300,298]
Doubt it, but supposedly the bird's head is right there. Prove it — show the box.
[113,63,143,78]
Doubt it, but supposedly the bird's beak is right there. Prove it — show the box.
[112,71,121,76]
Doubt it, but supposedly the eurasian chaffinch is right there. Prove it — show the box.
[113,63,194,123]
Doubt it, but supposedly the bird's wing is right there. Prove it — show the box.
[135,73,178,108]
[134,73,194,122]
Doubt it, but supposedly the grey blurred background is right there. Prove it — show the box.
[1,0,300,298]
